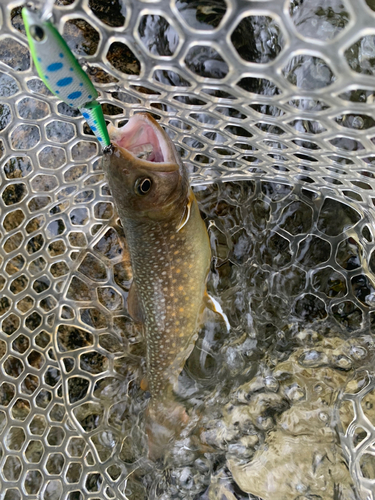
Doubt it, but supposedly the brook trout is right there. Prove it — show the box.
[103,113,211,457]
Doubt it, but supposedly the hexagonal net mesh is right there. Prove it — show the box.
[1,0,375,498]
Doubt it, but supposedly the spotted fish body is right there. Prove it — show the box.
[103,113,211,453]
[22,7,110,146]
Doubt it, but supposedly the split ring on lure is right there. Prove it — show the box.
[22,7,110,148]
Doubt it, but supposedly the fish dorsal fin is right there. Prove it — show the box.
[177,191,193,232]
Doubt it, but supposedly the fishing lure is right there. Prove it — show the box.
[22,7,110,147]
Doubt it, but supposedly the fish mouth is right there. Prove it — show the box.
[108,113,179,170]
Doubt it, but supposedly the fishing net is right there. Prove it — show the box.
[0,0,375,498]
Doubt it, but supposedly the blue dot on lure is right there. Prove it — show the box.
[22,6,111,148]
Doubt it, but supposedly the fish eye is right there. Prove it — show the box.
[135,177,152,196]
[30,25,45,42]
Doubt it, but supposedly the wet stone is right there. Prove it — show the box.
[279,201,313,235]
[2,314,20,335]
[80,352,109,374]
[94,202,113,219]
[138,15,179,57]
[47,240,66,256]
[0,72,19,97]
[98,286,122,311]
[27,234,45,254]
[68,377,90,404]
[24,469,43,494]
[337,237,362,270]
[333,301,363,331]
[29,256,47,275]
[27,78,53,96]
[0,37,30,71]
[185,46,229,79]
[273,266,306,297]
[312,267,347,298]
[0,297,11,317]
[63,18,100,56]
[89,0,126,27]
[175,0,226,30]
[290,0,350,41]
[49,404,65,423]
[16,296,34,313]
[0,104,12,132]
[94,228,123,259]
[57,325,93,352]
[11,125,40,150]
[38,146,67,169]
[293,293,327,322]
[71,141,97,161]
[17,97,50,120]
[50,261,70,278]
[86,472,103,492]
[345,35,375,76]
[0,340,5,360]
[318,198,361,236]
[66,462,83,483]
[99,334,123,353]
[29,415,47,435]
[28,195,51,212]
[64,165,87,183]
[330,136,365,151]
[45,121,76,143]
[283,55,335,89]
[67,437,85,458]
[4,356,24,378]
[46,453,65,475]
[5,426,26,451]
[12,398,30,420]
[153,69,191,87]
[106,42,141,75]
[3,456,22,481]
[3,209,25,232]
[78,253,107,281]
[70,207,89,226]
[4,232,23,254]
[237,76,282,96]
[0,382,15,406]
[230,228,253,264]
[261,232,292,269]
[2,183,27,206]
[26,215,45,234]
[44,367,61,388]
[21,374,39,395]
[297,235,331,267]
[232,15,283,64]
[351,274,375,306]
[66,276,92,301]
[10,275,28,295]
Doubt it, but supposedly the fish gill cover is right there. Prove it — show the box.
[0,0,375,499]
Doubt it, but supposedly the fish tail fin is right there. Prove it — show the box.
[145,401,189,461]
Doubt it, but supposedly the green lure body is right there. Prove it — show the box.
[22,7,110,147]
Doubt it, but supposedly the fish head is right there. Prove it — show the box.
[103,113,189,222]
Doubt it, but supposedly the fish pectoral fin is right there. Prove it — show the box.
[176,190,193,232]
[127,281,144,323]
[204,292,230,332]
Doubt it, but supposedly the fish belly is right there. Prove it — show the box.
[126,195,211,402]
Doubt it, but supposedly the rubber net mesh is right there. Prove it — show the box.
[1,0,375,499]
